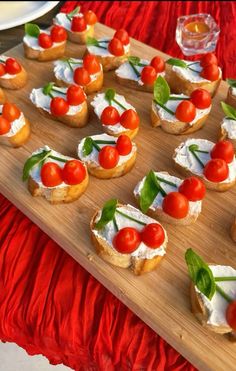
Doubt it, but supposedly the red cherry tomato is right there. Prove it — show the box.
[114,29,129,45]
[62,160,86,185]
[200,64,220,81]
[101,106,120,126]
[84,10,97,25]
[140,66,157,85]
[175,100,196,123]
[210,140,234,164]
[71,16,86,32]
[203,159,229,182]
[5,58,22,75]
[108,38,124,56]
[179,177,206,201]
[150,56,165,73]
[162,192,189,219]
[98,146,119,169]
[120,109,140,129]
[50,25,67,42]
[226,301,236,331]
[66,85,86,106]
[116,135,132,155]
[141,223,165,248]
[83,54,100,74]
[0,63,6,77]
[200,53,218,68]
[2,102,20,121]
[41,162,63,187]
[50,97,69,116]
[190,88,212,109]
[38,33,53,49]
[0,116,11,135]
[74,67,91,86]
[113,227,141,254]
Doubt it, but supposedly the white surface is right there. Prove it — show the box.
[0,1,59,31]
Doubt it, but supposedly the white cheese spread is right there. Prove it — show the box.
[172,60,221,83]
[221,117,236,139]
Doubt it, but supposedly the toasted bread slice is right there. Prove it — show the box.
[55,69,103,95]
[23,42,66,62]
[226,87,236,108]
[0,88,5,103]
[0,66,27,90]
[116,74,153,92]
[0,117,30,148]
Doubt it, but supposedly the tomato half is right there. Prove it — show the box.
[74,67,91,86]
[0,116,11,135]
[190,88,211,109]
[50,97,69,116]
[162,192,189,219]
[175,100,196,123]
[114,29,129,45]
[66,85,86,105]
[83,54,100,74]
[98,146,119,169]
[226,301,236,331]
[113,227,141,253]
[71,16,86,32]
[101,106,120,126]
[141,223,165,248]
[200,64,220,81]
[203,159,229,182]
[41,162,63,187]
[84,10,97,25]
[200,53,218,68]
[120,109,140,129]
[210,140,234,164]
[108,38,124,56]
[5,58,22,75]
[140,66,157,85]
[38,33,53,49]
[116,135,132,155]
[150,56,165,73]
[50,25,67,42]
[179,177,206,201]
[62,160,86,185]
[2,102,20,122]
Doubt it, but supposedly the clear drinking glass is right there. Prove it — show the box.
[176,13,220,56]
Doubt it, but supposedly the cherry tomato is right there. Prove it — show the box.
[200,53,218,68]
[101,106,120,126]
[108,38,124,56]
[210,140,234,164]
[41,162,63,187]
[203,159,229,182]
[84,10,97,25]
[0,116,11,135]
[120,109,140,129]
[74,67,91,86]
[5,58,22,75]
[62,160,86,185]
[226,300,236,331]
[0,63,6,77]
[141,223,165,248]
[113,227,141,254]
[71,16,87,32]
[162,192,189,219]
[98,146,119,169]
[2,102,20,121]
[200,64,220,81]
[50,25,67,42]
[83,54,100,74]
[66,85,86,106]
[38,33,53,49]
[114,29,129,45]
[116,134,132,155]
[140,66,157,85]
[50,97,69,116]
[150,56,165,73]
[190,88,211,109]
[175,100,196,123]
[179,177,206,201]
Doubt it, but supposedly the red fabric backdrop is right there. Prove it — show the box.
[1,1,236,370]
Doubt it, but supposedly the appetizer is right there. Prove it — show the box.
[134,170,205,225]
[0,56,27,89]
[0,88,5,104]
[91,199,168,275]
[53,6,97,44]
[30,83,88,128]
[86,29,130,71]
[78,133,137,179]
[219,102,236,150]
[225,78,236,108]
[173,138,236,191]
[54,54,103,95]
[23,23,67,61]
[115,55,165,92]
[22,146,89,204]
[185,248,236,341]
[151,76,211,135]
[0,102,30,147]
[91,88,139,139]
[165,53,221,97]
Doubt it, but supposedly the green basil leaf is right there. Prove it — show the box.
[86,36,99,46]
[128,56,141,65]
[25,23,40,38]
[105,88,115,105]
[139,170,160,213]
[95,199,118,230]
[166,58,187,68]
[153,75,170,105]
[22,150,51,182]
[221,101,236,121]
[226,78,236,88]
[82,137,93,156]
[43,82,55,96]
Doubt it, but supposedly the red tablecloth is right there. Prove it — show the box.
[1,1,236,370]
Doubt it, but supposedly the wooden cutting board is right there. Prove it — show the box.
[0,22,235,371]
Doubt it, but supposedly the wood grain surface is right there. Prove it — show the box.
[0,22,236,371]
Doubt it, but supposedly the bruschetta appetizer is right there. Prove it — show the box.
[91,89,139,139]
[91,199,168,275]
[185,248,236,341]
[53,6,97,44]
[219,102,236,151]
[0,102,30,147]
[0,56,27,89]
[225,78,236,108]
[23,23,67,62]
[22,145,89,204]
[78,133,137,179]
[30,83,88,128]
[165,53,221,97]
[86,29,130,71]
[0,88,5,104]
[115,55,165,92]
[54,54,103,95]
[151,76,211,135]
[173,138,236,191]
[134,170,205,225]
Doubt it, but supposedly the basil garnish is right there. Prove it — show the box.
[95,199,118,230]
[166,58,187,68]
[153,76,170,105]
[25,23,40,38]
[22,149,51,181]
[221,101,236,121]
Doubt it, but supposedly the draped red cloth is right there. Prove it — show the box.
[1,1,236,370]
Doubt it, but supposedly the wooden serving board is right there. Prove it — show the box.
[1,23,236,371]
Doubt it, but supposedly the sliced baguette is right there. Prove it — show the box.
[0,118,30,148]
[226,87,236,108]
[23,42,66,62]
[0,66,27,89]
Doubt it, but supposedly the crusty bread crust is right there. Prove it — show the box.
[102,126,139,140]
[0,88,5,103]
[0,67,28,89]
[226,87,236,108]
[23,42,66,62]
[116,74,153,92]
[0,118,30,148]
[85,49,130,72]
[219,126,236,151]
